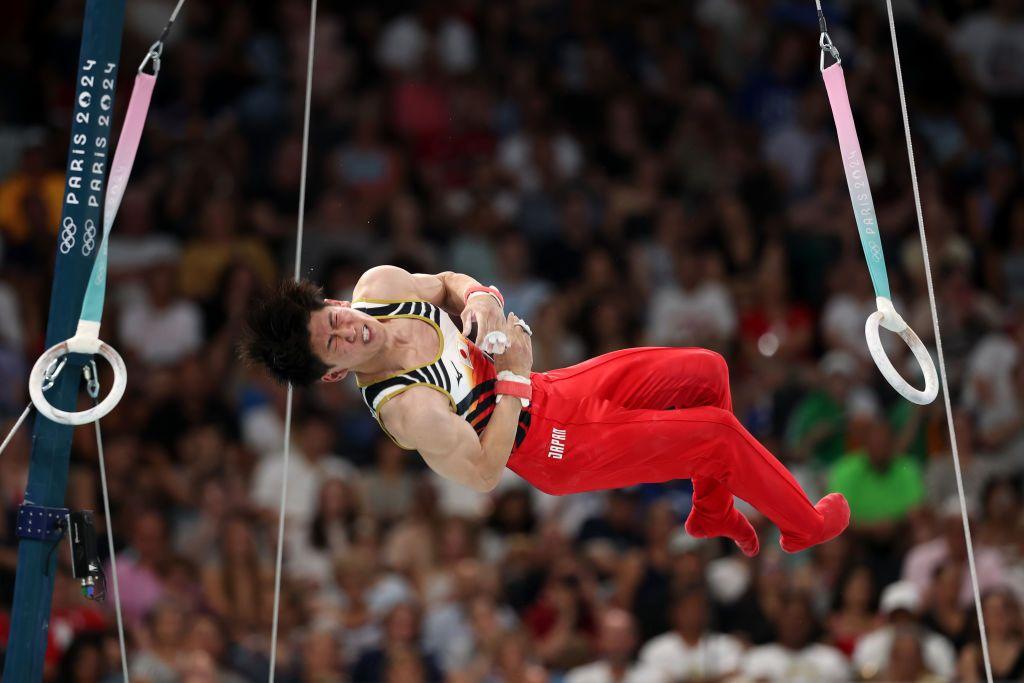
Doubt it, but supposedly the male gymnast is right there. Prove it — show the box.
[242,265,849,556]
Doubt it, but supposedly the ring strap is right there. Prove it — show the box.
[29,71,156,424]
[822,61,938,405]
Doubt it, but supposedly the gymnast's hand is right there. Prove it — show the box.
[462,291,507,354]
[494,312,533,376]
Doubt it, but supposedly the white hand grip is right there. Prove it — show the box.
[864,306,938,405]
[29,339,128,425]
[481,330,509,355]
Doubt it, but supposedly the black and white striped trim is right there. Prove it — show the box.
[353,300,443,325]
[357,301,450,416]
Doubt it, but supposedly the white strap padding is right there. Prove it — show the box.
[29,339,127,425]
[864,297,938,405]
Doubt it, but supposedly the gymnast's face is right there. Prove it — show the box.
[308,300,385,381]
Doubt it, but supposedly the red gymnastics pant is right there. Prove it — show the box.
[506,347,841,550]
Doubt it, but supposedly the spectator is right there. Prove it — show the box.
[956,589,1024,683]
[300,627,345,683]
[488,629,550,683]
[639,585,743,682]
[129,600,187,683]
[566,608,664,683]
[0,145,63,252]
[961,313,1023,450]
[922,563,972,652]
[952,0,1024,98]
[523,564,598,670]
[976,476,1023,555]
[828,417,925,526]
[740,591,849,682]
[117,258,203,367]
[56,633,106,683]
[376,2,477,75]
[329,95,404,216]
[902,500,1009,608]
[493,232,551,324]
[786,351,868,467]
[883,625,947,683]
[113,509,169,628]
[201,513,274,639]
[361,435,416,525]
[576,489,645,554]
[251,410,356,523]
[180,613,248,683]
[853,580,957,681]
[827,564,882,658]
[289,476,360,586]
[350,601,442,683]
[178,195,276,301]
[645,250,738,350]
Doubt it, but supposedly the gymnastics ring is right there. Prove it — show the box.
[864,297,938,405]
[29,336,127,425]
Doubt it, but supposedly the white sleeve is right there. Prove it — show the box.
[925,633,957,679]
[179,303,204,356]
[814,645,852,682]
[709,286,737,339]
[645,290,679,345]
[250,458,281,510]
[714,634,745,675]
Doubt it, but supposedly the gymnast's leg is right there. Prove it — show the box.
[538,347,848,554]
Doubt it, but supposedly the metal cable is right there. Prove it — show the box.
[882,2,993,681]
[93,410,130,682]
[268,0,317,678]
[0,405,32,457]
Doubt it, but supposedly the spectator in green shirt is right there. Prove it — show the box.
[828,418,925,525]
[786,351,858,467]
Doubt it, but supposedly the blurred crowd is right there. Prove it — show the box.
[1,0,1024,681]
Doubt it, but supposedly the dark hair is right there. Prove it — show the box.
[831,563,879,614]
[240,279,329,386]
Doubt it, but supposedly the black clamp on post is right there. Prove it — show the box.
[16,504,69,542]
[68,511,105,600]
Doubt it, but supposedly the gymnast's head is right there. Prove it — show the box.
[241,279,385,386]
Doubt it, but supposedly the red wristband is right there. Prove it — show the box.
[495,380,532,403]
[464,285,504,308]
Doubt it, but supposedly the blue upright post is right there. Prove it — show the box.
[2,0,125,680]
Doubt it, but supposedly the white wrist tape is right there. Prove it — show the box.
[495,370,531,407]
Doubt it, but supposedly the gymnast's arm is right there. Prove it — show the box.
[355,265,505,343]
[379,387,521,493]
[356,264,491,316]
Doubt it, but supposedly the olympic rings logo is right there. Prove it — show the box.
[59,217,77,254]
[82,219,97,255]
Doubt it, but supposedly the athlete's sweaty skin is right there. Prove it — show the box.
[308,265,532,493]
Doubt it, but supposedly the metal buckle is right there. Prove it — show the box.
[84,360,101,399]
[41,356,68,392]
[138,41,164,75]
[820,32,842,72]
